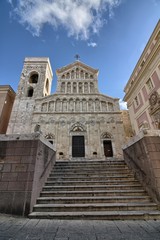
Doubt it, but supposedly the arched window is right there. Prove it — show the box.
[27,87,34,97]
[85,73,88,79]
[69,98,74,111]
[66,72,70,79]
[29,73,38,83]
[76,68,79,78]
[95,99,100,111]
[62,99,67,112]
[88,99,94,111]
[61,82,65,93]
[67,82,71,93]
[79,82,82,93]
[80,70,84,79]
[71,70,74,79]
[90,82,94,93]
[45,78,49,93]
[84,82,88,93]
[108,102,114,111]
[75,99,80,111]
[73,82,77,93]
[82,99,87,111]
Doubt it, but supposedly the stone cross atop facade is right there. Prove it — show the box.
[74,54,80,61]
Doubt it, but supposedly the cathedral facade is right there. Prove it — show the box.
[7,57,125,160]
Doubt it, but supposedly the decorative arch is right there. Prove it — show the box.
[55,98,61,112]
[45,133,55,145]
[62,98,67,112]
[101,132,112,139]
[41,102,47,112]
[70,122,86,132]
[45,133,55,139]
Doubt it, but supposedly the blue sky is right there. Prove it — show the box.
[0,0,160,109]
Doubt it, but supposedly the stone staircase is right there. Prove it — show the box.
[29,159,160,219]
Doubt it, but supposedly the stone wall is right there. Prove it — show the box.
[0,133,56,216]
[123,130,160,203]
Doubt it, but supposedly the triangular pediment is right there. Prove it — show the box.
[56,61,99,76]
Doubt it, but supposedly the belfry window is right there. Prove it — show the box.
[29,73,38,83]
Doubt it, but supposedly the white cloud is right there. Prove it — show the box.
[8,0,121,40]
[87,42,97,47]
[119,99,128,110]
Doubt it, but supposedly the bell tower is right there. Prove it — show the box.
[7,57,53,134]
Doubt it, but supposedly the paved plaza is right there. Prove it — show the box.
[0,214,160,240]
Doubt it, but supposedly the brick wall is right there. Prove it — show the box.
[0,134,56,216]
[123,131,160,203]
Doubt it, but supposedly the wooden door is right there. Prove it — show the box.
[72,136,85,157]
[103,140,113,157]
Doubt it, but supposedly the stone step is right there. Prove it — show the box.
[54,166,128,170]
[56,159,125,162]
[29,210,160,220]
[47,176,136,181]
[55,163,126,167]
[40,189,147,197]
[37,196,151,204]
[30,158,160,220]
[32,202,158,212]
[45,180,139,186]
[49,173,134,178]
[51,169,131,174]
[55,162,126,167]
[42,184,143,191]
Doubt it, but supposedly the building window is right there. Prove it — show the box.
[29,73,38,83]
[27,87,34,97]
[146,78,154,92]
[135,96,139,107]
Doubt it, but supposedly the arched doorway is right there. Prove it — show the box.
[72,135,85,157]
[70,123,86,158]
[101,132,113,157]
[103,140,113,157]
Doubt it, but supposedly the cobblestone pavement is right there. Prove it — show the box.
[0,214,160,240]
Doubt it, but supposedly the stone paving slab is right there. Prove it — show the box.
[0,214,160,240]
